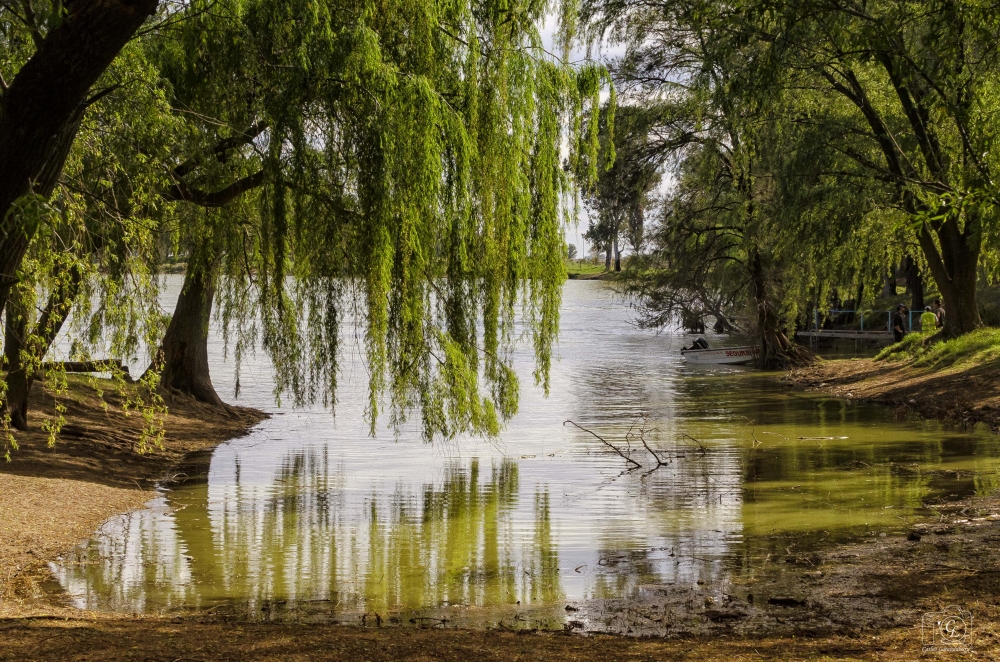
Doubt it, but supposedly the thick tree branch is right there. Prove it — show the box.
[162,169,265,207]
[172,121,268,180]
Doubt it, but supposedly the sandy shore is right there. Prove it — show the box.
[0,377,266,614]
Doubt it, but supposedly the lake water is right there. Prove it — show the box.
[49,280,1000,631]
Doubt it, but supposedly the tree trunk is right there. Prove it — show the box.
[749,251,808,369]
[3,264,84,429]
[613,234,621,272]
[604,244,612,272]
[155,257,225,407]
[881,269,896,298]
[903,256,924,311]
[0,0,158,313]
[4,290,30,431]
[854,279,865,312]
[915,218,982,338]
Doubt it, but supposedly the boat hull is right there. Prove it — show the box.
[681,346,754,365]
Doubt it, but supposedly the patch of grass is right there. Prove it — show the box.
[874,332,932,362]
[564,259,607,277]
[875,327,1000,370]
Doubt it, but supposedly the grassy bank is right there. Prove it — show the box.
[564,259,613,279]
[0,377,266,612]
[877,327,1000,368]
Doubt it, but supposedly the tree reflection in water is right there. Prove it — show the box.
[53,452,562,625]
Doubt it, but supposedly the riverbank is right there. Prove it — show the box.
[788,328,1000,430]
[0,377,266,612]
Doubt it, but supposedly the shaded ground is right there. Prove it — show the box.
[0,377,266,610]
[0,612,992,661]
[788,356,1000,431]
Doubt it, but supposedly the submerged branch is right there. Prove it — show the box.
[627,416,670,467]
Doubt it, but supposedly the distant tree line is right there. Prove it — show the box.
[580,0,1000,366]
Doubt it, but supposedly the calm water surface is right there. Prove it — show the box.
[50,281,1000,629]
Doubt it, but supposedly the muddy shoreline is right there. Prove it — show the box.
[788,356,1000,432]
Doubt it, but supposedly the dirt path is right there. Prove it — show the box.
[0,618,960,661]
[0,377,266,612]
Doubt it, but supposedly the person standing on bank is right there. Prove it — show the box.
[892,304,907,343]
[932,298,946,329]
[920,306,938,333]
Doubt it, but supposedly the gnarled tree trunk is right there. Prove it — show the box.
[155,256,225,407]
[749,251,809,369]
[916,220,981,338]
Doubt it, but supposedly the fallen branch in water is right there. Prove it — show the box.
[679,433,707,455]
[627,416,670,467]
[564,420,642,468]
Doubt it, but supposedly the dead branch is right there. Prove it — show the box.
[627,416,670,467]
[680,432,707,455]
[564,420,642,468]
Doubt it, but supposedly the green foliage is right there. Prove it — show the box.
[0,0,614,448]
[583,0,1000,348]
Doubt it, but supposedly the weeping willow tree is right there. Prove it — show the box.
[583,0,911,367]
[589,0,1000,344]
[0,0,613,447]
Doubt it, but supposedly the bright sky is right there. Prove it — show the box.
[537,15,629,259]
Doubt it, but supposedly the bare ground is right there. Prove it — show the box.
[0,377,266,612]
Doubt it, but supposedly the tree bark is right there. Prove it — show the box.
[903,256,924,311]
[749,251,808,369]
[881,269,896,298]
[0,0,158,312]
[155,257,225,407]
[613,234,621,272]
[604,243,612,271]
[915,218,982,338]
[4,289,30,430]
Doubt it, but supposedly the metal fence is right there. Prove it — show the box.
[812,309,921,333]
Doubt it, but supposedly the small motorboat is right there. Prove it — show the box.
[680,346,754,365]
